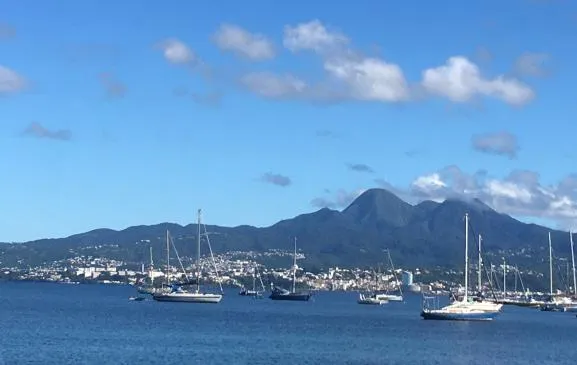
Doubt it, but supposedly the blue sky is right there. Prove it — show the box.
[1,0,577,242]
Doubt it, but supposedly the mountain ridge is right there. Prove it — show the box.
[0,189,572,269]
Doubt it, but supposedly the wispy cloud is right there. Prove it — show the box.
[22,122,71,141]
[213,24,275,61]
[347,163,374,174]
[260,172,292,187]
[0,65,26,94]
[315,129,336,138]
[99,73,126,98]
[471,131,519,159]
[514,52,550,77]
[0,23,15,40]
[156,38,198,65]
[191,91,223,106]
[404,148,424,158]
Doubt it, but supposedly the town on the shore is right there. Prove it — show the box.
[0,248,569,297]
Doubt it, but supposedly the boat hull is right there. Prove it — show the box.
[269,292,311,301]
[239,290,263,297]
[358,299,386,305]
[152,293,222,303]
[137,286,156,295]
[420,310,498,321]
[375,294,403,302]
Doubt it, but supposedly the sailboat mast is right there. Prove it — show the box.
[464,213,469,302]
[197,209,202,293]
[503,258,506,297]
[149,245,154,285]
[166,230,170,287]
[548,232,553,297]
[292,237,297,293]
[570,231,576,297]
[478,234,482,292]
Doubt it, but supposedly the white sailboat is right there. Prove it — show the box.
[153,209,223,304]
[421,213,502,321]
[375,249,403,302]
[358,292,388,305]
[565,231,577,312]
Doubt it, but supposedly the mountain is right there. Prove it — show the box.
[0,189,572,269]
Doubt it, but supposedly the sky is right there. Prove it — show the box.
[1,0,577,242]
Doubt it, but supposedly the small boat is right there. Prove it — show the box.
[269,237,311,302]
[239,264,265,298]
[239,289,260,296]
[137,286,156,295]
[375,249,404,302]
[540,303,564,312]
[129,296,145,301]
[564,305,577,313]
[269,286,311,301]
[376,293,403,302]
[358,293,387,305]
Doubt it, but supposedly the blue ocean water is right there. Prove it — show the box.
[0,282,576,365]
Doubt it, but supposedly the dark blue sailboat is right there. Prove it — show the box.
[269,237,312,302]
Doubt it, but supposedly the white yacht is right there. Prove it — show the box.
[153,209,223,304]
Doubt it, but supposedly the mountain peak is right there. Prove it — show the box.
[343,188,413,227]
[443,196,495,213]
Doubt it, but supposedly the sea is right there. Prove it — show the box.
[0,282,576,365]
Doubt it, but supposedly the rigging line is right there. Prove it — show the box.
[202,223,224,294]
[169,232,190,282]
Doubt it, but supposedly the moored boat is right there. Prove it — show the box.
[421,213,501,321]
[358,293,387,305]
[269,237,311,302]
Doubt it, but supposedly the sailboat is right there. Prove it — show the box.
[269,237,312,301]
[358,269,388,305]
[421,213,502,321]
[137,245,156,295]
[375,249,403,302]
[541,231,577,311]
[153,209,223,304]
[565,231,577,312]
[358,292,387,305]
[239,264,265,298]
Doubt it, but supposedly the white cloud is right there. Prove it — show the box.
[236,20,537,107]
[408,166,577,226]
[0,65,26,94]
[157,38,196,64]
[283,19,349,54]
[315,166,577,229]
[241,20,408,103]
[213,24,275,61]
[324,57,409,102]
[240,72,307,99]
[421,56,535,105]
